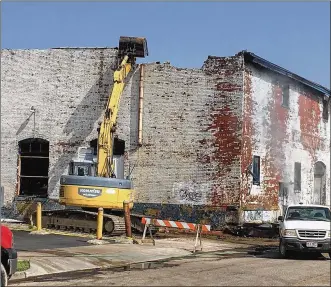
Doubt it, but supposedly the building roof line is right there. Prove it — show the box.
[242,51,330,97]
[51,46,118,50]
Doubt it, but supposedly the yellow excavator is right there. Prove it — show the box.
[40,36,149,235]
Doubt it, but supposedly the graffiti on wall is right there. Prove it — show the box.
[171,182,208,204]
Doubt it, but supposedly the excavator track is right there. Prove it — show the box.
[39,209,127,236]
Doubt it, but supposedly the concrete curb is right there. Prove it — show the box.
[11,271,27,280]
[11,262,43,281]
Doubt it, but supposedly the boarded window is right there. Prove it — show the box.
[282,84,289,108]
[252,155,260,185]
[294,162,301,191]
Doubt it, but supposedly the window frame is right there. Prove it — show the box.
[252,155,261,186]
[281,84,290,108]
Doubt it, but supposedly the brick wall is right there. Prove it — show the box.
[117,57,244,206]
[1,48,118,203]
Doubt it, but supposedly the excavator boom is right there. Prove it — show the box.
[98,37,148,178]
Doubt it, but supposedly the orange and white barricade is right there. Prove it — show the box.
[141,217,211,253]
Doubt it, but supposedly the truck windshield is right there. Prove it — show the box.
[286,206,331,221]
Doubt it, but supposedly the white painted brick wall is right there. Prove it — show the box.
[117,63,217,204]
[242,63,330,217]
[1,48,118,202]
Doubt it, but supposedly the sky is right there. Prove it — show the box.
[1,1,330,89]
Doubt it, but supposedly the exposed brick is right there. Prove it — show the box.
[201,56,244,206]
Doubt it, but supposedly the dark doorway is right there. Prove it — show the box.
[90,139,98,156]
[313,161,326,205]
[18,138,49,197]
[113,137,125,156]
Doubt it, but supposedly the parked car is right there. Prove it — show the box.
[1,224,18,286]
[278,203,331,259]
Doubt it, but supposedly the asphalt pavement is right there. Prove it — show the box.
[13,230,91,251]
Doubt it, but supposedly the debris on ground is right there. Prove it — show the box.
[87,236,134,245]
[29,230,50,235]
[87,239,111,245]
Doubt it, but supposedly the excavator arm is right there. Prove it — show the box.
[97,36,148,178]
[97,55,132,178]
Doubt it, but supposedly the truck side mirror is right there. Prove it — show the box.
[278,216,284,221]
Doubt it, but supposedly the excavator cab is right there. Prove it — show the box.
[118,36,148,58]
[68,147,96,177]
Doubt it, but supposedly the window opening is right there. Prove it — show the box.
[282,84,289,108]
[17,138,49,197]
[322,99,329,120]
[252,155,260,185]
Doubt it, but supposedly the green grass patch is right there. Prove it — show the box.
[17,260,30,272]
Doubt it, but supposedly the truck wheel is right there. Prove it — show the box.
[279,240,289,259]
[1,263,8,287]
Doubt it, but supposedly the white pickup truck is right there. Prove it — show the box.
[278,203,331,259]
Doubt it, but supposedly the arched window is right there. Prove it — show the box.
[17,138,49,197]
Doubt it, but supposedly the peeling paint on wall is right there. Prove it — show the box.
[241,67,255,204]
[202,56,244,206]
[298,93,321,161]
[241,63,330,216]
[261,81,289,209]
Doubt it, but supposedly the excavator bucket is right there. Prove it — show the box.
[118,36,148,58]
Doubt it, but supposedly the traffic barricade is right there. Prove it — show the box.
[141,217,211,253]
